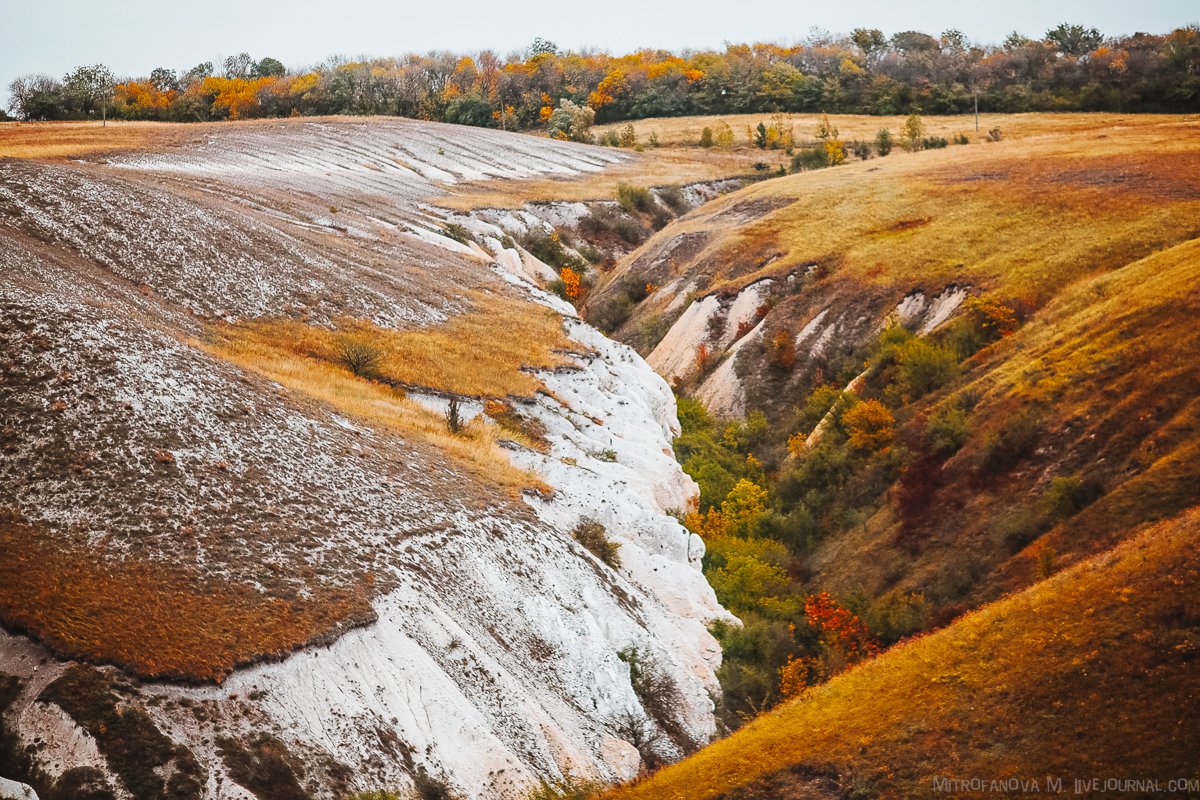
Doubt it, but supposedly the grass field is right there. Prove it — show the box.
[606,507,1200,799]
[593,112,1192,149]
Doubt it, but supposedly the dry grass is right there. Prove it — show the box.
[0,120,196,159]
[0,511,373,682]
[608,506,1200,799]
[206,293,572,495]
[594,112,1192,149]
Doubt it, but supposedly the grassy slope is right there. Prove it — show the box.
[812,235,1200,604]
[608,507,1200,799]
[597,116,1200,326]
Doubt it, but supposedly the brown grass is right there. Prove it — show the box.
[607,506,1200,799]
[0,511,373,682]
[206,293,572,495]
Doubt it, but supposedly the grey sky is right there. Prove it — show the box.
[3,0,1196,109]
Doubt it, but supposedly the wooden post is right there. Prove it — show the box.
[974,86,979,132]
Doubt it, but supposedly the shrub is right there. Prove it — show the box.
[766,328,797,371]
[599,129,620,147]
[334,336,384,378]
[790,145,829,172]
[842,400,895,453]
[875,128,893,156]
[617,646,688,755]
[926,405,970,457]
[520,229,588,272]
[546,99,594,143]
[442,223,470,244]
[849,139,872,160]
[616,182,654,213]
[713,121,735,148]
[982,408,1043,472]
[699,126,714,147]
[657,185,687,213]
[899,114,926,152]
[893,338,959,400]
[986,127,1004,142]
[648,131,660,148]
[445,396,464,435]
[952,132,971,145]
[572,519,621,568]
[1044,474,1103,518]
[922,135,948,149]
[618,123,638,148]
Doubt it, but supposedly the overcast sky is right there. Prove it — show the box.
[3,0,1196,108]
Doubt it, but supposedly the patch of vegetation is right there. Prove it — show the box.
[41,665,204,800]
[520,229,589,273]
[442,223,471,244]
[572,519,622,569]
[607,509,1200,800]
[616,183,654,214]
[216,733,309,800]
[334,335,385,378]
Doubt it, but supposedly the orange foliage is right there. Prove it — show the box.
[842,399,895,452]
[560,266,582,300]
[199,76,277,120]
[0,513,373,682]
[113,81,175,115]
[804,591,879,666]
[695,342,712,373]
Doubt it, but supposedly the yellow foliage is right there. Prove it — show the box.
[842,399,895,452]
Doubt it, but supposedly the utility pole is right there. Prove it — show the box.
[974,86,979,132]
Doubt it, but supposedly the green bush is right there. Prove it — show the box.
[699,126,714,147]
[789,145,830,172]
[848,140,873,160]
[1044,474,1103,518]
[442,223,471,244]
[922,135,949,149]
[983,408,1043,473]
[616,182,654,213]
[892,338,959,400]
[926,405,970,457]
[657,185,688,213]
[875,128,894,156]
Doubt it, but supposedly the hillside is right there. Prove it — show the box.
[0,117,748,799]
[587,114,1200,606]
[606,506,1200,799]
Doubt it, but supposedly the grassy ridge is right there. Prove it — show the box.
[608,507,1200,799]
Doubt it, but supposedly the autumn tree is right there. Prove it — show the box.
[843,399,895,452]
[900,114,926,151]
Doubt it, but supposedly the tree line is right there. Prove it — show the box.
[5,25,1199,127]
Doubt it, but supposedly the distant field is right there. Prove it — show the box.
[607,507,1200,799]
[593,111,1191,148]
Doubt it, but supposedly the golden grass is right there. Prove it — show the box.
[206,293,573,495]
[0,511,373,682]
[625,117,1200,305]
[0,120,196,159]
[608,506,1200,799]
[594,112,1193,149]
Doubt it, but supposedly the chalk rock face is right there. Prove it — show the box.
[0,120,727,799]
